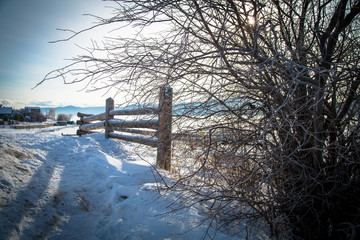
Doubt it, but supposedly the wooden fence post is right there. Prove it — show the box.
[105,98,114,139]
[157,84,172,171]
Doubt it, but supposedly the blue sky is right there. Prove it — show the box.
[0,0,117,108]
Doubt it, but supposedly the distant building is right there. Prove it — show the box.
[0,107,13,119]
[24,107,44,122]
[25,107,40,114]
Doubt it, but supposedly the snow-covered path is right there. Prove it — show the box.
[0,126,241,240]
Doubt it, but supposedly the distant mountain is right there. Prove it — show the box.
[40,98,249,120]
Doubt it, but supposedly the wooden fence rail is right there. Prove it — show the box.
[76,84,172,171]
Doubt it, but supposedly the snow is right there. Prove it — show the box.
[0,125,251,239]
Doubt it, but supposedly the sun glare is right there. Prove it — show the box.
[247,16,256,25]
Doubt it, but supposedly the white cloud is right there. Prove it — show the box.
[29,100,60,107]
[0,99,10,106]
[0,98,27,109]
[1,97,67,109]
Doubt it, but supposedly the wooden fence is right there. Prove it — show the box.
[76,84,173,171]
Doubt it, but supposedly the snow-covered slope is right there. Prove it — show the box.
[0,126,247,240]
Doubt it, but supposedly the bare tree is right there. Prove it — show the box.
[40,0,360,239]
[48,108,56,120]
[57,114,72,122]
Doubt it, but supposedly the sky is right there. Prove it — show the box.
[0,0,120,108]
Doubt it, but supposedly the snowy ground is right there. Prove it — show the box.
[0,125,254,240]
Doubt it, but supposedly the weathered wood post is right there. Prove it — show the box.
[105,97,114,139]
[157,84,172,171]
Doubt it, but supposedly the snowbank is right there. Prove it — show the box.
[0,126,248,239]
